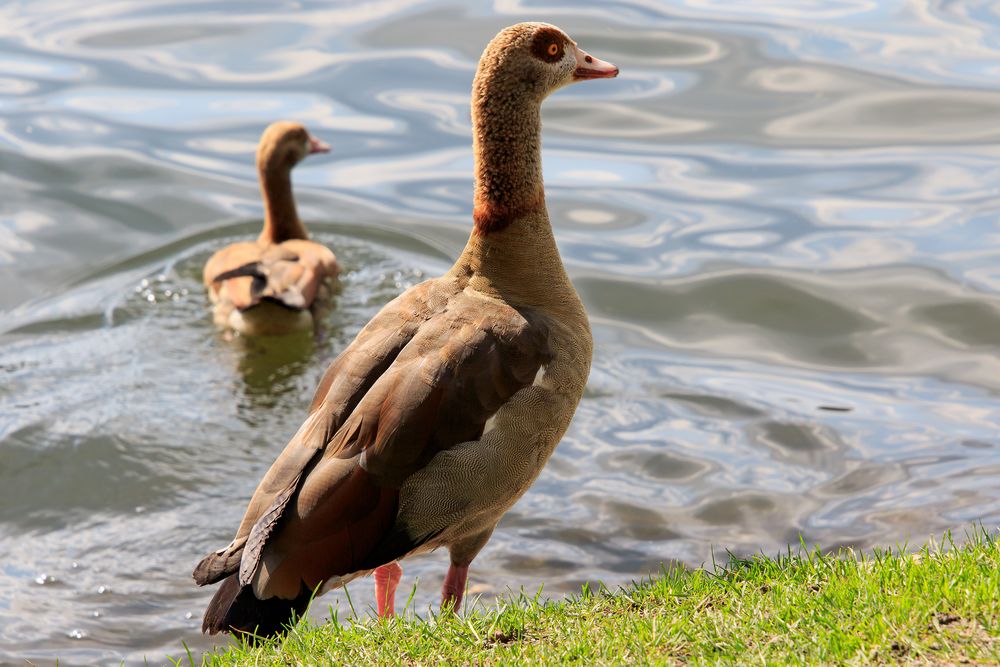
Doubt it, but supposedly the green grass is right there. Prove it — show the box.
[182,528,999,666]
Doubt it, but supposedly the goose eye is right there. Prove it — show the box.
[531,28,566,62]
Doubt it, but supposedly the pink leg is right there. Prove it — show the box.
[441,563,469,613]
[373,562,402,619]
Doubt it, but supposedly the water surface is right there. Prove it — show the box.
[2,1,1000,664]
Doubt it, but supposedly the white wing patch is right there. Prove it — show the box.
[482,413,498,436]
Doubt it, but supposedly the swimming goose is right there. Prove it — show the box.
[203,121,338,336]
[194,22,618,637]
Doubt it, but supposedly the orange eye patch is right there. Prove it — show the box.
[547,43,559,56]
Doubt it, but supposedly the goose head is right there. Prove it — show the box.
[256,121,330,174]
[474,22,618,102]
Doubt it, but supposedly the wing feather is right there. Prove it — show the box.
[204,240,336,312]
[192,281,442,586]
[195,279,552,601]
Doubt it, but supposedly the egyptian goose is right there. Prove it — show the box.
[194,23,618,637]
[203,121,338,336]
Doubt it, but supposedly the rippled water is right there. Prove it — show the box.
[3,0,1000,664]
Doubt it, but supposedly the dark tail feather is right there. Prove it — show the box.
[192,540,245,587]
[202,574,312,639]
[212,262,265,284]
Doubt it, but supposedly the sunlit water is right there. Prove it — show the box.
[2,1,1000,664]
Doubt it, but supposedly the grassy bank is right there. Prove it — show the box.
[184,529,999,665]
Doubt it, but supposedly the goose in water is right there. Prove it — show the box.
[203,121,338,336]
[194,23,618,636]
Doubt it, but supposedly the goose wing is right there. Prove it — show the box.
[194,279,550,602]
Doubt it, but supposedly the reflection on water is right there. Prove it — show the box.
[1,0,1000,664]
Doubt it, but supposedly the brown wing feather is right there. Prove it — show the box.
[197,277,550,601]
[204,241,262,310]
[203,239,337,312]
[253,464,398,598]
[193,279,445,585]
[307,278,446,413]
[245,288,550,599]
[278,239,338,308]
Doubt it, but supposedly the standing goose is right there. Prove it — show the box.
[203,121,338,336]
[194,22,618,637]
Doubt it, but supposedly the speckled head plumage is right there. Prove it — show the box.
[473,22,618,102]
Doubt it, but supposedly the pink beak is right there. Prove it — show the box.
[308,135,331,154]
[573,45,619,80]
